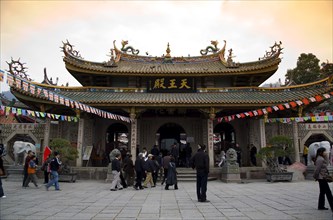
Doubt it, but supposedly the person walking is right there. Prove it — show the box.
[152,155,160,186]
[0,144,6,198]
[313,147,333,211]
[41,155,51,184]
[165,157,178,190]
[151,145,160,157]
[134,153,145,190]
[250,144,257,166]
[110,154,123,191]
[45,152,62,191]
[123,153,135,186]
[143,154,155,188]
[23,155,40,188]
[190,144,210,203]
[170,143,179,166]
[303,145,308,166]
[161,152,171,185]
[22,150,34,187]
[185,143,192,168]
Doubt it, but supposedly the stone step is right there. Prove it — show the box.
[5,166,24,182]
[177,177,217,182]
[173,168,217,182]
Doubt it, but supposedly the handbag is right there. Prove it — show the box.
[27,166,36,174]
[324,172,333,182]
[324,176,333,182]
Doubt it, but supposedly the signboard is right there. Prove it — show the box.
[11,123,35,131]
[82,145,93,161]
[305,123,329,130]
[147,77,196,93]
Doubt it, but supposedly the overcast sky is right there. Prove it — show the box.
[1,0,332,92]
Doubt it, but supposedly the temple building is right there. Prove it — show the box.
[2,39,333,177]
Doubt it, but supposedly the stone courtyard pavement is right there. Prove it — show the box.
[0,179,332,220]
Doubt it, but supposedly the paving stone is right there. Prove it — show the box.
[0,179,332,220]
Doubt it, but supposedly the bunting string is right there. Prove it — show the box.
[1,69,131,123]
[216,91,333,123]
[0,105,78,122]
[266,114,333,123]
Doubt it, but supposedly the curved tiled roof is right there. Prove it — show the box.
[62,40,282,77]
[55,86,332,107]
[11,81,333,108]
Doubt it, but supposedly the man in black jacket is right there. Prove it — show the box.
[134,153,144,190]
[190,144,210,202]
[110,154,123,191]
[45,151,62,191]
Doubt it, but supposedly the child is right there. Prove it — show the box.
[41,155,51,184]
[24,155,39,188]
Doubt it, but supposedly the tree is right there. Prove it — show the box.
[257,135,293,173]
[285,53,321,84]
[49,138,78,163]
[320,61,333,78]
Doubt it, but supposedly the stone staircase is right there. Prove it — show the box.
[176,168,217,182]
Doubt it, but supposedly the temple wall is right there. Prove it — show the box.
[49,121,79,143]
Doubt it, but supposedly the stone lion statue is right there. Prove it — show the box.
[226,148,238,165]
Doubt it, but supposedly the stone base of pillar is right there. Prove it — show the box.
[105,163,114,183]
[220,164,242,183]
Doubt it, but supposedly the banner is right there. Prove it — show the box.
[43,146,52,162]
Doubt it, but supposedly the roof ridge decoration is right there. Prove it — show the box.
[61,40,84,59]
[225,48,240,68]
[6,58,31,81]
[259,41,283,60]
[121,40,140,55]
[42,68,58,86]
[104,49,118,67]
[200,40,221,55]
[163,43,173,63]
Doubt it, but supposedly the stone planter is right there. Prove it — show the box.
[266,172,293,182]
[58,173,77,182]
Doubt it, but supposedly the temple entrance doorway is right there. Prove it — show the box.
[301,132,333,165]
[106,123,129,163]
[304,133,331,147]
[4,133,36,165]
[156,123,187,166]
[213,122,236,167]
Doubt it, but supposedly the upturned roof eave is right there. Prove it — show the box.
[10,82,333,109]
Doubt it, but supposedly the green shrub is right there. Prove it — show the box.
[49,138,78,163]
[257,135,293,172]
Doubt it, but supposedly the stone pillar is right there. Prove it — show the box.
[259,119,267,168]
[292,121,300,162]
[43,118,51,151]
[259,119,266,150]
[76,118,84,167]
[130,112,137,162]
[207,111,215,168]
